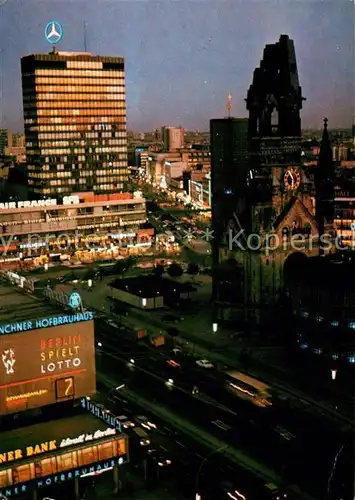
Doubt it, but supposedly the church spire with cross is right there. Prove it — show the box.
[319,117,333,171]
[315,117,335,254]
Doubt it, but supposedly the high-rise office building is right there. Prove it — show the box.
[21,50,129,197]
[210,117,249,323]
[162,126,184,151]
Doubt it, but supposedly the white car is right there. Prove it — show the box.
[116,415,135,429]
[135,415,157,430]
[196,359,214,369]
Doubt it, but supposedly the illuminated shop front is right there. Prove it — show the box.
[0,414,128,498]
[189,174,211,208]
[0,192,154,266]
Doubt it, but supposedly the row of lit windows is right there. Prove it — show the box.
[44,161,128,168]
[35,77,124,86]
[30,170,127,179]
[34,102,125,111]
[30,167,127,176]
[36,118,126,126]
[77,219,146,229]
[38,132,126,140]
[38,140,126,147]
[66,61,106,69]
[29,165,128,174]
[336,231,355,237]
[36,109,126,117]
[35,69,124,76]
[33,85,125,94]
[38,147,127,155]
[35,126,126,133]
[334,219,355,225]
[26,93,126,102]
[35,185,126,195]
[30,161,128,169]
[94,184,124,191]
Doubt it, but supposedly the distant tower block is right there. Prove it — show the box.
[227,93,232,118]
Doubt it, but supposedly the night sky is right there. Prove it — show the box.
[0,0,354,132]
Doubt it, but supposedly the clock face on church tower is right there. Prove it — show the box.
[284,167,301,190]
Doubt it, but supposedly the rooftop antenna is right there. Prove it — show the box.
[227,93,232,118]
[83,22,87,52]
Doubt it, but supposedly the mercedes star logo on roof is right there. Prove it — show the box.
[45,21,63,44]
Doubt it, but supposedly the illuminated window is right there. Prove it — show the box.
[36,456,57,477]
[348,354,355,364]
[349,322,355,329]
[77,446,98,466]
[12,463,34,484]
[56,451,77,472]
[331,320,339,327]
[0,469,12,488]
[97,441,115,461]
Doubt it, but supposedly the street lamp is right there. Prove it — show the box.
[331,369,337,380]
[195,444,228,499]
[212,322,218,333]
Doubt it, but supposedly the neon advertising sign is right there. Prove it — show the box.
[0,312,93,336]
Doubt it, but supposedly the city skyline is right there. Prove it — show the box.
[0,0,354,133]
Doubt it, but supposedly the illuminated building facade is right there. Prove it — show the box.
[21,51,129,197]
[0,414,128,498]
[286,253,355,380]
[189,174,211,208]
[0,192,152,266]
[334,187,355,247]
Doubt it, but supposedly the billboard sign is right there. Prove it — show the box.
[0,320,96,415]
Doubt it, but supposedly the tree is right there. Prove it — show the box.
[153,264,165,277]
[187,262,199,275]
[167,262,183,278]
[113,256,137,275]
